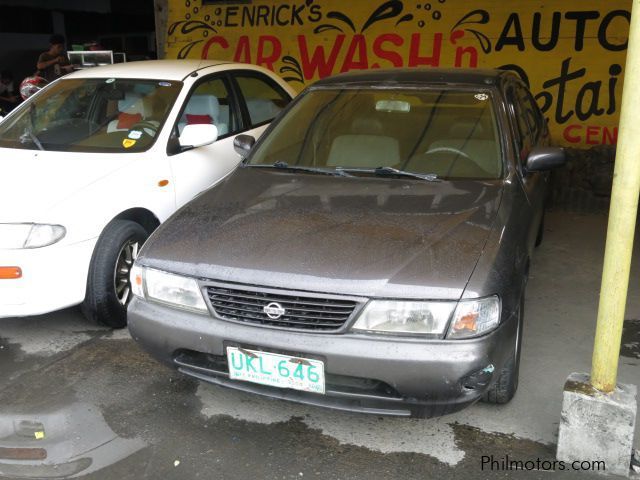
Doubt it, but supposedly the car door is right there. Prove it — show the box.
[167,73,245,208]
[507,80,546,250]
[168,71,292,208]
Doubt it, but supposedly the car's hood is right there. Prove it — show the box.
[141,168,504,299]
[0,148,138,222]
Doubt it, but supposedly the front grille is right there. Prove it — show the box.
[205,285,358,331]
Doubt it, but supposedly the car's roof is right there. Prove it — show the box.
[66,59,237,81]
[311,68,515,88]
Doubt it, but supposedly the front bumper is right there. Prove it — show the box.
[0,238,97,318]
[128,298,517,417]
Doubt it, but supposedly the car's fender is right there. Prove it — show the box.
[460,180,530,320]
[42,152,175,245]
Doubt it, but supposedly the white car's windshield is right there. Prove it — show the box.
[249,88,503,179]
[0,77,182,153]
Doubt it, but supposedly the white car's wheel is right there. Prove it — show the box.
[82,219,148,328]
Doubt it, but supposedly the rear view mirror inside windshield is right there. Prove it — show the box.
[375,100,410,113]
[104,87,125,101]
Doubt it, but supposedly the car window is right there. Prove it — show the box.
[0,78,182,152]
[234,73,290,127]
[249,88,503,179]
[177,76,237,139]
[516,83,542,143]
[506,85,533,164]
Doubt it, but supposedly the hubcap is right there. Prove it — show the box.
[114,240,139,306]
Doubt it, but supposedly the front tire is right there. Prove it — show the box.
[82,220,148,328]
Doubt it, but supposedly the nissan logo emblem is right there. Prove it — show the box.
[263,302,286,319]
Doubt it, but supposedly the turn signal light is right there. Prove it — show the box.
[451,313,478,333]
[0,267,22,279]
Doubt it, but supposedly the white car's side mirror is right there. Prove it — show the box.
[0,115,4,123]
[179,124,218,150]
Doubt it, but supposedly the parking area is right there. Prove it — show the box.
[1,210,639,479]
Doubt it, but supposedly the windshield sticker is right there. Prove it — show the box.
[105,78,116,84]
[159,81,172,87]
[122,138,137,148]
[474,93,489,101]
[128,130,143,140]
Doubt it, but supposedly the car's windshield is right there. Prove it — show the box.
[249,87,503,179]
[0,77,182,153]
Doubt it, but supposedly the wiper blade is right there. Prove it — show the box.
[249,161,353,177]
[335,166,439,182]
[272,161,353,177]
[375,166,439,181]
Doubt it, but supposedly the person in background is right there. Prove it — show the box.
[0,70,18,113]
[37,34,73,82]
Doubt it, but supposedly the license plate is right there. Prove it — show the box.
[226,347,325,394]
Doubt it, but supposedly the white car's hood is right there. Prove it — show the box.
[0,148,138,222]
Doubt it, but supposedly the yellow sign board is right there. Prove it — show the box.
[166,0,630,147]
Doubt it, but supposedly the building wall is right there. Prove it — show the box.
[0,0,157,83]
[164,0,630,148]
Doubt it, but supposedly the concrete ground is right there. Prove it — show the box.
[1,211,639,479]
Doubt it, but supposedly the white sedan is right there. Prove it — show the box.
[0,59,295,327]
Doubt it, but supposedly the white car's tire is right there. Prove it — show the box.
[82,219,148,328]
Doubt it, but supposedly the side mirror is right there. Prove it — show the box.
[234,134,255,158]
[0,115,4,123]
[526,147,566,172]
[179,124,218,150]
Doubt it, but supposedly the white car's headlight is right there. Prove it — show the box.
[446,296,501,339]
[130,265,207,314]
[0,223,66,249]
[352,300,456,335]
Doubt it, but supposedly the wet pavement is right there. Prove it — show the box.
[1,211,640,479]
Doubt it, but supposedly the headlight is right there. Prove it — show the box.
[352,300,456,335]
[352,296,501,338]
[0,223,66,249]
[130,265,207,314]
[446,296,501,339]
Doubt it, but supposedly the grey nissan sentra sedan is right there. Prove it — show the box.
[127,68,565,417]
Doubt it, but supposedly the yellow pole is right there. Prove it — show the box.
[591,0,640,393]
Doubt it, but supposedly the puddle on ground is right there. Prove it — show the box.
[0,402,145,478]
[621,319,640,359]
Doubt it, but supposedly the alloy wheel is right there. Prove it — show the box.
[113,239,139,306]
